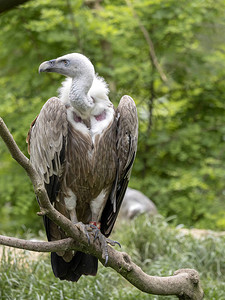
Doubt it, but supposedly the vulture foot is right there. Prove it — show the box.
[75,222,121,265]
[75,222,93,244]
[90,224,121,265]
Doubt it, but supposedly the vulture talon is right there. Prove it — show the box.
[87,226,121,265]
[86,233,91,245]
[106,239,121,248]
[94,230,99,242]
[89,224,100,241]
[104,252,109,266]
[75,222,91,245]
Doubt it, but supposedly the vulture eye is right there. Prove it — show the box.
[63,60,70,67]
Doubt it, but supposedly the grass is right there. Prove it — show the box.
[0,215,225,300]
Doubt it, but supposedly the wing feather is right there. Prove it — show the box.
[27,97,68,241]
[101,95,138,237]
[28,97,67,184]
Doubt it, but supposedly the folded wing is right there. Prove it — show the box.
[100,95,138,237]
[27,97,68,239]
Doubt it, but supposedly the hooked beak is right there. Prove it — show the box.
[38,59,56,73]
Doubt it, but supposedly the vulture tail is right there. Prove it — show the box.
[51,251,98,282]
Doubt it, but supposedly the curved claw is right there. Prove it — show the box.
[90,225,100,242]
[105,238,121,248]
[114,241,121,248]
[86,232,91,245]
[104,253,109,266]
[103,238,121,265]
[75,222,121,265]
[76,222,91,244]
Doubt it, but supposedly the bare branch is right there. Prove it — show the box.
[0,117,203,299]
[0,236,75,253]
[0,117,39,186]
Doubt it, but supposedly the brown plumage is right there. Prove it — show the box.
[27,53,138,281]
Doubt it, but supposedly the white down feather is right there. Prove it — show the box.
[58,75,110,105]
[58,74,114,141]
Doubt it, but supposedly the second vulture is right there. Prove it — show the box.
[27,53,138,282]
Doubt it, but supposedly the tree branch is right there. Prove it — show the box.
[0,117,203,299]
[0,236,75,252]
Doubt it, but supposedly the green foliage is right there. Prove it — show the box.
[0,216,224,299]
[116,215,225,278]
[0,0,225,232]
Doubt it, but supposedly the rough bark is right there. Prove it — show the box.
[0,117,204,299]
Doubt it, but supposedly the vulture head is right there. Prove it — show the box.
[39,53,97,116]
[39,53,95,80]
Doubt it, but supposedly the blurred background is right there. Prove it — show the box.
[1,0,225,234]
[0,1,225,299]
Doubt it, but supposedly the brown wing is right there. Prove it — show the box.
[28,97,99,281]
[100,95,138,237]
[27,97,68,240]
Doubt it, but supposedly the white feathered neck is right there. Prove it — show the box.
[58,75,110,105]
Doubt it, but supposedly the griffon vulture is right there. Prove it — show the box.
[27,53,138,282]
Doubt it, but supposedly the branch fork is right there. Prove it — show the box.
[0,117,204,299]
